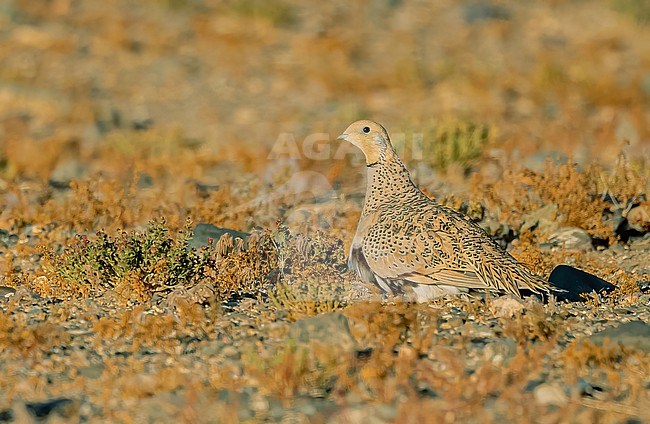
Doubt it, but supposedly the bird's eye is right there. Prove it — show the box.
[362,126,370,134]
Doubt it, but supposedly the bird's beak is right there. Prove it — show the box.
[337,133,348,141]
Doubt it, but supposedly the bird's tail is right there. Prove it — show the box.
[520,264,616,302]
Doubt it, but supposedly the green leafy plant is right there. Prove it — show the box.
[396,120,492,172]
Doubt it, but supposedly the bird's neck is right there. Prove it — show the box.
[362,156,425,214]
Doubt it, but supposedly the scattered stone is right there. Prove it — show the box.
[576,378,605,399]
[524,378,545,392]
[606,208,627,235]
[288,312,357,352]
[194,162,243,196]
[588,321,650,352]
[220,345,241,360]
[463,2,511,23]
[489,295,525,318]
[77,364,104,380]
[439,316,464,330]
[479,215,513,248]
[520,203,559,235]
[471,324,494,339]
[0,409,13,422]
[627,204,650,233]
[293,398,338,418]
[49,159,85,189]
[24,398,77,420]
[483,339,517,364]
[137,172,154,189]
[533,383,568,407]
[0,286,16,299]
[0,229,19,248]
[547,227,593,251]
[330,404,397,424]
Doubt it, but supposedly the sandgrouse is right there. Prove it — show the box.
[338,120,550,302]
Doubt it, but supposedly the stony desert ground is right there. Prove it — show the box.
[0,1,649,422]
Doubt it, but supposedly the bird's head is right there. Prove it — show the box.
[337,120,393,166]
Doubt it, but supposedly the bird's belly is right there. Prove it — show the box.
[409,284,468,303]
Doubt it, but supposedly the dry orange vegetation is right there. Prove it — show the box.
[0,0,649,422]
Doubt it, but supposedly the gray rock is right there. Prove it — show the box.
[330,404,397,424]
[479,215,512,248]
[548,227,593,251]
[0,408,12,422]
[194,161,243,195]
[77,364,104,380]
[220,345,241,360]
[606,208,627,234]
[439,316,464,330]
[137,172,154,189]
[293,398,337,417]
[588,321,650,352]
[463,2,511,23]
[0,286,16,299]
[49,159,85,189]
[189,223,249,250]
[483,339,517,364]
[24,398,78,419]
[288,312,357,352]
[489,295,525,318]
[521,203,559,234]
[0,229,19,248]
[627,205,650,233]
[198,340,223,357]
[533,383,568,406]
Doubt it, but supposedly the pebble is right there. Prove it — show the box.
[533,383,568,407]
[588,321,650,352]
[521,203,559,234]
[489,295,525,318]
[48,159,85,189]
[547,227,594,251]
[288,312,357,352]
[0,230,19,248]
[220,345,241,360]
[627,205,650,233]
[483,339,517,365]
[24,398,78,420]
[77,364,104,380]
[439,316,464,330]
[463,2,511,23]
[0,286,16,299]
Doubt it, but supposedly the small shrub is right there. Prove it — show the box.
[420,120,493,172]
[476,155,647,242]
[268,226,351,319]
[39,218,278,302]
[613,0,650,25]
[500,300,559,346]
[228,0,297,28]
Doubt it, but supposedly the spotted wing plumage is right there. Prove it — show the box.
[354,201,546,297]
[340,119,548,300]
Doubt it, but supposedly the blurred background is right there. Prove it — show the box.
[0,0,649,233]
